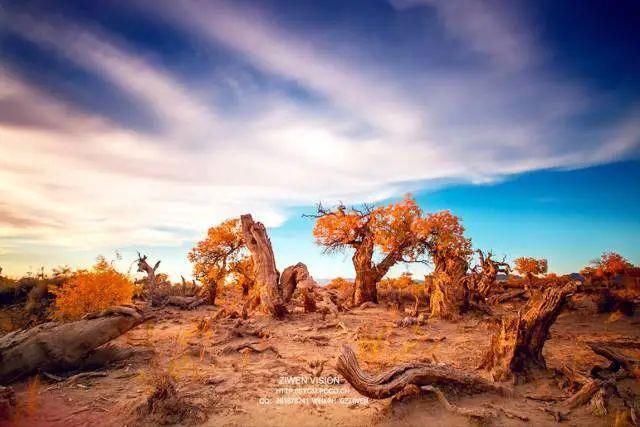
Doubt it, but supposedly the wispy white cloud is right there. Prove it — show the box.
[0,1,638,277]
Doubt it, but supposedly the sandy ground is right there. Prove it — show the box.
[3,296,640,427]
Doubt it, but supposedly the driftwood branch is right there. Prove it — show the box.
[335,345,511,400]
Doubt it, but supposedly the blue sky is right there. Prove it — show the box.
[0,1,638,279]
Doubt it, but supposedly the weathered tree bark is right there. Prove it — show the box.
[0,306,144,384]
[0,385,15,420]
[352,236,379,306]
[479,282,576,383]
[487,289,528,305]
[336,345,511,399]
[472,250,511,300]
[280,262,315,303]
[429,256,469,320]
[240,214,287,318]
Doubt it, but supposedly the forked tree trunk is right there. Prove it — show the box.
[0,306,144,384]
[240,214,287,318]
[479,282,576,383]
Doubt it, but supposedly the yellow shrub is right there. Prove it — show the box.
[52,258,133,320]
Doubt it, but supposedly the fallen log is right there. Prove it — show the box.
[562,379,602,409]
[487,289,527,305]
[0,305,144,384]
[479,282,576,383]
[335,345,511,400]
[163,295,206,310]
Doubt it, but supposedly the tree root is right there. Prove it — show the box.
[359,302,378,310]
[45,371,109,391]
[484,403,530,421]
[421,385,497,421]
[394,314,427,328]
[335,345,513,400]
[218,340,281,357]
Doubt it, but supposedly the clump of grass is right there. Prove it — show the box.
[135,361,208,425]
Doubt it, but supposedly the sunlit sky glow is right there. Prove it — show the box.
[1,0,639,280]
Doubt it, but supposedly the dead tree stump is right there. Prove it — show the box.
[480,282,576,383]
[241,214,287,318]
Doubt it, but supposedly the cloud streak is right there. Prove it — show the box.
[0,1,638,276]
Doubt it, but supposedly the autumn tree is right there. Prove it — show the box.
[52,257,133,320]
[311,195,471,314]
[514,257,548,288]
[587,252,632,286]
[188,218,254,305]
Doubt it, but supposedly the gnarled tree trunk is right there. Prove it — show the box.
[480,282,576,383]
[430,256,469,320]
[280,262,315,303]
[352,237,379,306]
[240,214,287,318]
[0,306,144,384]
[336,345,511,399]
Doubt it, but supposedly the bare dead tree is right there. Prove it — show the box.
[137,254,204,309]
[137,252,161,304]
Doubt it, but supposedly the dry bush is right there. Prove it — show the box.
[325,277,354,303]
[135,361,208,425]
[52,257,133,321]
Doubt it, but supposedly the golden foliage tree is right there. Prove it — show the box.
[514,257,548,288]
[188,218,254,305]
[582,252,633,286]
[52,256,133,320]
[311,194,471,310]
